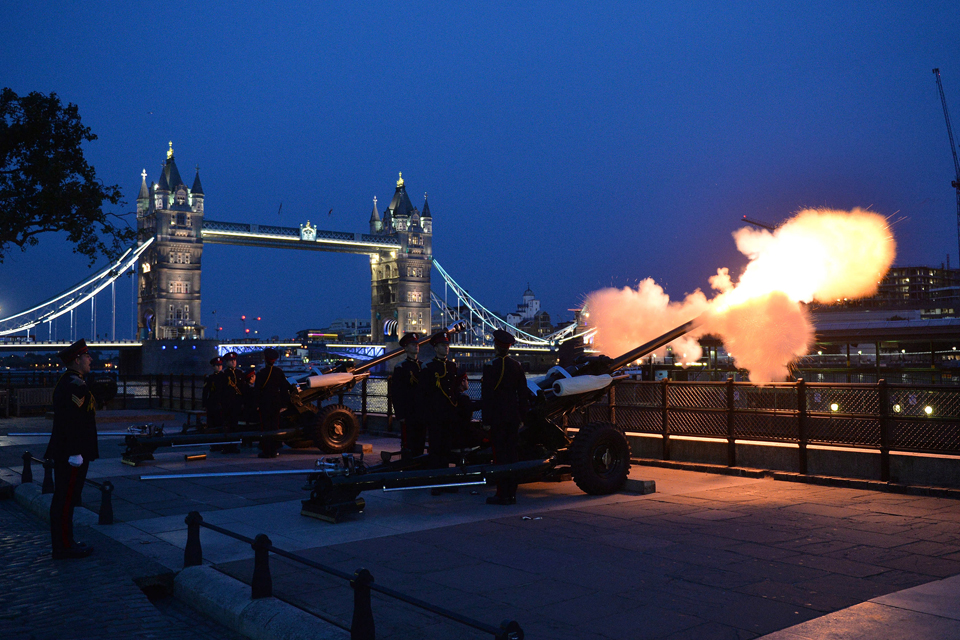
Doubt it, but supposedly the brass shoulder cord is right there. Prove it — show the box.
[434,361,458,407]
[227,370,242,394]
[493,356,506,390]
[262,365,273,388]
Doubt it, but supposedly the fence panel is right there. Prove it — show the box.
[733,413,798,442]
[807,416,881,447]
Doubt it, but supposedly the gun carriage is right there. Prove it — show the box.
[301,318,700,522]
[119,323,468,465]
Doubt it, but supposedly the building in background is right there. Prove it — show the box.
[136,143,205,340]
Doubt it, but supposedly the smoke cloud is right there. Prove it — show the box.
[586,208,895,383]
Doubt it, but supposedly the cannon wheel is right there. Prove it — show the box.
[569,422,631,495]
[311,404,360,453]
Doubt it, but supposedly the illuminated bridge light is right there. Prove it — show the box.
[924,406,933,416]
[830,403,839,412]
[893,404,902,413]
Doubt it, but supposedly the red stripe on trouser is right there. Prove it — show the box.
[62,466,79,548]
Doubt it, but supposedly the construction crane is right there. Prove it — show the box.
[933,68,960,266]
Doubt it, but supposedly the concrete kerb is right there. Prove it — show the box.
[174,566,349,640]
[633,457,960,499]
[12,481,349,640]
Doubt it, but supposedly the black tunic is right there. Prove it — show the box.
[256,364,291,420]
[421,357,460,423]
[481,355,529,426]
[391,358,422,422]
[45,369,99,462]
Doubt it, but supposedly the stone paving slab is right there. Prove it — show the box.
[0,499,245,640]
[5,414,960,639]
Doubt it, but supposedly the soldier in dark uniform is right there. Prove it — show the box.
[241,370,259,424]
[420,333,461,486]
[391,332,426,459]
[482,329,530,505]
[46,339,97,558]
[256,348,292,458]
[201,356,223,431]
[214,351,243,453]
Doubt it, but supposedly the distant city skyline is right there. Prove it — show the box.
[2,2,959,340]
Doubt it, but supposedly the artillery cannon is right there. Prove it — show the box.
[120,322,467,465]
[300,317,700,521]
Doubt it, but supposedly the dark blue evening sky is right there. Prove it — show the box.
[2,2,959,340]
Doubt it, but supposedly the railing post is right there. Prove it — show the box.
[797,378,808,475]
[184,511,203,567]
[168,374,174,410]
[350,568,376,640]
[361,377,368,431]
[98,480,114,525]
[191,374,197,410]
[21,452,33,484]
[386,376,394,432]
[496,620,524,640]
[608,383,616,425]
[42,459,55,494]
[660,379,670,461]
[251,534,273,599]
[179,374,185,411]
[122,374,128,410]
[726,377,736,467]
[878,379,891,482]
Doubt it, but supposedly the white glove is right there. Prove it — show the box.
[68,454,83,467]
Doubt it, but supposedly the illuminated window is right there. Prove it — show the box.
[184,305,190,319]
[407,291,423,303]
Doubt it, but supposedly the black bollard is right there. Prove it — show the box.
[21,452,33,484]
[496,620,524,640]
[184,511,203,568]
[251,534,272,599]
[98,480,114,525]
[350,568,375,640]
[41,459,54,494]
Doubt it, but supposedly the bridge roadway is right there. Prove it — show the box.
[2,410,960,639]
[201,219,400,254]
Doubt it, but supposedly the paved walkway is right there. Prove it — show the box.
[2,412,960,639]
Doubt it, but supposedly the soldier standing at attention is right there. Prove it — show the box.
[482,329,529,505]
[391,332,426,459]
[201,356,223,431]
[215,351,243,453]
[46,339,97,558]
[256,348,292,458]
[421,333,460,487]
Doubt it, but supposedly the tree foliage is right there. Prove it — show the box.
[0,87,136,265]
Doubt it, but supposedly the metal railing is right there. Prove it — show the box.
[565,377,960,481]
[19,452,115,524]
[183,512,523,640]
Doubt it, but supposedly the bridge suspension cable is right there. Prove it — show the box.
[0,238,154,337]
[431,260,590,347]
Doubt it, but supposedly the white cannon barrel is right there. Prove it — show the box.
[552,374,613,397]
[301,372,356,389]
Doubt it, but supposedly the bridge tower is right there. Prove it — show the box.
[369,173,432,342]
[136,142,206,340]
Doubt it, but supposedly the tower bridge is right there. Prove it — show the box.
[0,143,579,360]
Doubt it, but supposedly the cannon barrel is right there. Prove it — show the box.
[331,321,467,376]
[601,316,702,374]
